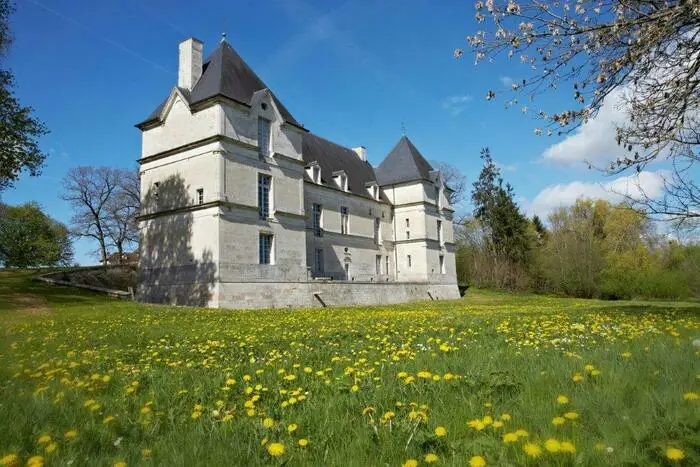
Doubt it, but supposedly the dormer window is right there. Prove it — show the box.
[333,171,348,191]
[258,117,271,157]
[306,163,321,184]
[366,182,380,200]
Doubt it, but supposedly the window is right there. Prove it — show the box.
[374,217,381,244]
[406,231,410,240]
[373,185,379,200]
[376,255,382,275]
[153,182,160,199]
[314,248,324,274]
[258,174,272,219]
[335,173,348,191]
[345,262,350,280]
[435,186,441,208]
[312,203,323,236]
[312,166,321,184]
[407,255,412,268]
[258,117,271,156]
[440,255,445,274]
[385,256,389,275]
[259,233,273,264]
[406,218,410,228]
[340,206,349,235]
[196,188,204,205]
[437,220,443,245]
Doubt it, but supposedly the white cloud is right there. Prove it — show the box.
[499,75,514,87]
[442,94,473,116]
[541,88,629,167]
[528,170,667,218]
[496,161,517,172]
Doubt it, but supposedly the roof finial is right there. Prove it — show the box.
[221,32,227,43]
[401,121,407,136]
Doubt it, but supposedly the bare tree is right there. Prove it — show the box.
[104,169,140,263]
[435,161,467,207]
[61,167,120,264]
[457,1,700,222]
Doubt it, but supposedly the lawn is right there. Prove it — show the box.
[0,271,698,466]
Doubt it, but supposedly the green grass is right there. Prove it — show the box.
[0,271,698,466]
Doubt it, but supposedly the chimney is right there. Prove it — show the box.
[353,146,367,162]
[178,37,204,91]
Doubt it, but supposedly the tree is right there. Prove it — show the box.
[0,202,73,267]
[472,148,530,265]
[104,169,140,262]
[435,161,467,207]
[458,1,700,223]
[0,0,49,191]
[61,167,120,264]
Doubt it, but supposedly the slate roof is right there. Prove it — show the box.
[374,136,435,186]
[302,134,380,200]
[137,41,302,129]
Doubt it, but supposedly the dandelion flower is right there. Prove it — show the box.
[514,429,529,438]
[434,426,447,437]
[103,415,115,424]
[564,411,578,420]
[37,435,51,445]
[560,441,576,453]
[287,423,298,433]
[64,430,78,440]
[492,420,503,428]
[666,447,684,461]
[27,457,44,467]
[298,438,309,447]
[141,449,152,457]
[425,453,439,463]
[469,456,486,467]
[467,419,486,430]
[556,395,569,405]
[500,413,511,421]
[0,454,19,467]
[351,385,359,392]
[544,439,561,453]
[263,418,275,428]
[552,416,566,426]
[503,432,518,443]
[267,442,285,457]
[402,460,418,467]
[523,443,541,457]
[113,462,126,467]
[572,373,584,383]
[683,392,699,401]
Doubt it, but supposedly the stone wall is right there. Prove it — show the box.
[139,280,460,309]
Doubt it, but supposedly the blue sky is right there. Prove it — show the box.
[2,0,663,264]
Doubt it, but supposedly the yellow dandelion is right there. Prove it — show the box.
[425,453,439,463]
[298,438,309,447]
[113,462,126,467]
[351,385,359,392]
[666,447,684,461]
[556,395,569,405]
[572,373,584,383]
[434,426,447,437]
[500,413,511,421]
[683,392,699,401]
[492,420,504,428]
[467,419,486,431]
[287,423,298,433]
[469,456,486,467]
[141,449,152,457]
[552,416,566,426]
[523,443,542,457]
[103,415,115,424]
[621,352,632,358]
[482,415,493,426]
[37,435,51,445]
[0,454,19,467]
[544,438,561,453]
[191,411,201,420]
[564,411,578,420]
[362,407,374,416]
[402,460,418,467]
[560,441,576,453]
[64,429,78,439]
[267,442,285,457]
[263,418,275,428]
[27,456,44,467]
[514,429,529,438]
[503,432,518,443]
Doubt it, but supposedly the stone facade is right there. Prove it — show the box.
[135,37,459,309]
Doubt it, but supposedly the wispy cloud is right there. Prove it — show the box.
[496,161,517,172]
[442,94,473,116]
[499,75,514,87]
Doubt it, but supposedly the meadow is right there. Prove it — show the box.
[0,271,698,466]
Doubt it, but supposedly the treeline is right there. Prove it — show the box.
[455,149,700,300]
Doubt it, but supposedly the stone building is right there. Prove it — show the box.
[135,37,459,309]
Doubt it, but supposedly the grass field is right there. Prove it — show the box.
[0,271,698,466]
